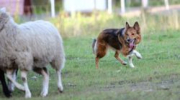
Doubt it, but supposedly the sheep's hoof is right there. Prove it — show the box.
[40,91,48,97]
[25,93,31,98]
[58,88,63,93]
[4,92,11,98]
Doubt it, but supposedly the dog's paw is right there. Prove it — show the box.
[136,54,142,59]
[129,64,135,68]
[122,62,127,65]
[137,56,142,59]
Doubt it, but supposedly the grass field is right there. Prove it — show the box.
[1,13,180,100]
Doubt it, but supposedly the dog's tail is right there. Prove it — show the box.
[92,39,97,54]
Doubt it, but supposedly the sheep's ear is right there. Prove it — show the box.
[0,7,6,12]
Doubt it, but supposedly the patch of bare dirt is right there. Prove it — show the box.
[99,74,180,93]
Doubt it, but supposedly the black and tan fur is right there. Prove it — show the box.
[92,22,142,68]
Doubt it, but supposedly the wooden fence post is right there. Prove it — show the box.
[121,0,125,14]
[50,0,55,18]
[164,0,169,10]
[108,0,112,14]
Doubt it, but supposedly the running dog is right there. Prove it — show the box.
[92,22,142,68]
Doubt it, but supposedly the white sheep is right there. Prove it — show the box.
[0,8,65,98]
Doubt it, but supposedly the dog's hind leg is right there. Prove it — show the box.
[95,52,107,69]
[95,44,107,69]
[114,51,127,65]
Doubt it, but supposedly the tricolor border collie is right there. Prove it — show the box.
[92,22,142,68]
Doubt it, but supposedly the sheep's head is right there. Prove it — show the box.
[0,7,9,30]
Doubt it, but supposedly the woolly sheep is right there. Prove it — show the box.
[0,8,65,98]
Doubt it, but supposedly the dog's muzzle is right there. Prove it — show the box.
[128,39,136,53]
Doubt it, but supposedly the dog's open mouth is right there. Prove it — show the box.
[129,39,136,51]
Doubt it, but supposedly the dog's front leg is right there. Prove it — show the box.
[127,50,142,68]
[128,55,135,68]
[133,50,142,59]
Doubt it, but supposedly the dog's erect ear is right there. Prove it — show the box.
[0,7,6,12]
[133,21,140,32]
[125,22,130,29]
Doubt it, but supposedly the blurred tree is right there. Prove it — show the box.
[126,0,141,7]
[24,0,33,15]
[31,0,63,15]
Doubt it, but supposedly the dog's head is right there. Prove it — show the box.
[123,22,141,45]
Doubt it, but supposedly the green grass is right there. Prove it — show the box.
[1,30,180,100]
[1,12,180,99]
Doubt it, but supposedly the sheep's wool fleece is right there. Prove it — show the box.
[0,11,65,71]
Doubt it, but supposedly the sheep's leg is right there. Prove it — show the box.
[51,60,64,93]
[21,70,31,98]
[50,52,65,93]
[40,68,49,97]
[0,69,11,97]
[8,70,17,92]
[6,70,25,91]
[33,67,49,97]
[56,69,63,93]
